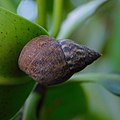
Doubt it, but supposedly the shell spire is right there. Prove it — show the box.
[59,39,101,73]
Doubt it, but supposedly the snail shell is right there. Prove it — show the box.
[18,35,100,86]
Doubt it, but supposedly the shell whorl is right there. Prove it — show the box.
[18,36,70,85]
[59,39,101,73]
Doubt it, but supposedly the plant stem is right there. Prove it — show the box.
[50,0,63,37]
[70,73,120,83]
[22,84,46,120]
[36,0,46,28]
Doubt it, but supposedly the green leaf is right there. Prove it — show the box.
[0,81,35,120]
[0,7,48,85]
[0,7,48,120]
[101,79,120,96]
[22,84,45,120]
[21,83,87,120]
[58,0,107,38]
[23,92,41,120]
[0,0,21,13]
[107,4,120,70]
[70,73,120,96]
[40,83,87,120]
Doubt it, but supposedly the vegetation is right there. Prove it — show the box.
[0,0,120,120]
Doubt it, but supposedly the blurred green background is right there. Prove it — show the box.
[0,0,120,120]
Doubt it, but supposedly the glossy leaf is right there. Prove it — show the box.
[0,7,48,120]
[22,83,88,120]
[101,79,120,96]
[58,0,107,38]
[0,0,21,13]
[107,5,120,70]
[40,83,87,120]
[0,7,48,85]
[70,73,120,96]
[0,81,34,120]
[22,84,46,120]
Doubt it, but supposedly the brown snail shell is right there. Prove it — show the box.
[18,35,101,86]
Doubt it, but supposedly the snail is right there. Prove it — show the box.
[18,35,101,86]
